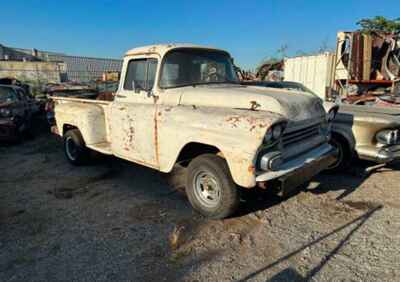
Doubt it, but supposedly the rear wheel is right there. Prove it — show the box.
[63,129,89,165]
[186,154,239,219]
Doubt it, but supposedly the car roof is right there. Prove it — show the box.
[125,43,229,57]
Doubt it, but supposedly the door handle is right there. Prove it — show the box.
[116,94,126,98]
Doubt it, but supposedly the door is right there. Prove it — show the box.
[110,57,160,168]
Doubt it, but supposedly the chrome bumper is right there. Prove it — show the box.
[376,145,400,163]
[256,143,337,182]
[357,145,400,163]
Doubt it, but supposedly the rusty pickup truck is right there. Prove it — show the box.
[51,44,337,218]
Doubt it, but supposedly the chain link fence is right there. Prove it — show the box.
[0,68,112,95]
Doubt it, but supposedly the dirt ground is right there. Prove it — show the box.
[1,117,399,282]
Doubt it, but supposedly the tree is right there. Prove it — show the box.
[357,16,400,33]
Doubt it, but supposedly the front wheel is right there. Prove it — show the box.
[326,134,352,172]
[185,154,239,219]
[63,129,89,165]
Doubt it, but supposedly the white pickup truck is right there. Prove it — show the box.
[51,44,337,218]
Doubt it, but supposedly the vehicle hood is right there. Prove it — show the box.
[179,84,325,122]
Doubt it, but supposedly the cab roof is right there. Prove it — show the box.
[124,43,229,57]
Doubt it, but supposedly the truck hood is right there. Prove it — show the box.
[179,84,325,122]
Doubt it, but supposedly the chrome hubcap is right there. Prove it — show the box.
[65,136,78,161]
[193,171,221,208]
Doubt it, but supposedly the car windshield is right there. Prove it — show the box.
[0,87,17,103]
[159,48,239,88]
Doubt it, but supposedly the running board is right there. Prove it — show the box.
[87,142,112,155]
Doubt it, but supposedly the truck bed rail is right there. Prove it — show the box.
[51,96,111,105]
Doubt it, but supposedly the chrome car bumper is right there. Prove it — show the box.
[377,145,400,163]
[357,145,400,163]
[256,143,337,189]
[255,143,337,196]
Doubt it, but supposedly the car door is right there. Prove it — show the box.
[110,56,160,168]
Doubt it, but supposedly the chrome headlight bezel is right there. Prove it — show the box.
[376,129,400,145]
[264,122,287,145]
[327,107,338,123]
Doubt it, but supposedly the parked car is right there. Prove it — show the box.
[242,80,400,170]
[51,44,338,218]
[0,84,33,141]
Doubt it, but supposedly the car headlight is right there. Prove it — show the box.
[0,108,12,118]
[376,129,399,145]
[264,122,286,144]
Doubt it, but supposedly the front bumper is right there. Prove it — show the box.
[256,143,338,195]
[376,145,400,163]
[0,119,17,141]
[357,145,400,163]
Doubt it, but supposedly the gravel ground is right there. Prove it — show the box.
[0,117,399,282]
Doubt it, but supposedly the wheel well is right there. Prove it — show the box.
[62,124,77,135]
[331,132,353,156]
[176,143,220,167]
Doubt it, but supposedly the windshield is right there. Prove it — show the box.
[159,48,239,88]
[0,87,17,103]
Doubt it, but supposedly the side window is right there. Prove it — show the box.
[146,59,158,90]
[124,59,147,91]
[124,58,158,92]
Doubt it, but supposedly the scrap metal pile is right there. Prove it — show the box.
[333,31,400,106]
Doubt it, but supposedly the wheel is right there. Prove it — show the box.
[63,129,89,165]
[185,154,240,219]
[326,134,352,172]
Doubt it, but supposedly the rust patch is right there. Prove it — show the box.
[247,165,255,173]
[154,105,160,166]
[226,116,241,127]
[123,115,135,151]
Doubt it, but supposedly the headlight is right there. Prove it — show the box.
[264,122,286,144]
[272,125,283,139]
[0,108,12,118]
[376,129,399,145]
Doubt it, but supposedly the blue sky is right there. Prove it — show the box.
[1,0,398,69]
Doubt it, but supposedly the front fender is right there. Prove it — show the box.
[157,105,286,187]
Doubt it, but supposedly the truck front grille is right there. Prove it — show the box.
[281,121,325,161]
[282,123,320,147]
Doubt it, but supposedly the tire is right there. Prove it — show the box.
[185,154,239,219]
[63,129,89,165]
[326,134,352,172]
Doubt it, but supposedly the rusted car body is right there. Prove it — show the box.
[51,44,337,218]
[243,81,400,169]
[0,84,33,141]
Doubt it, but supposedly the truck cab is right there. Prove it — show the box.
[52,44,337,218]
